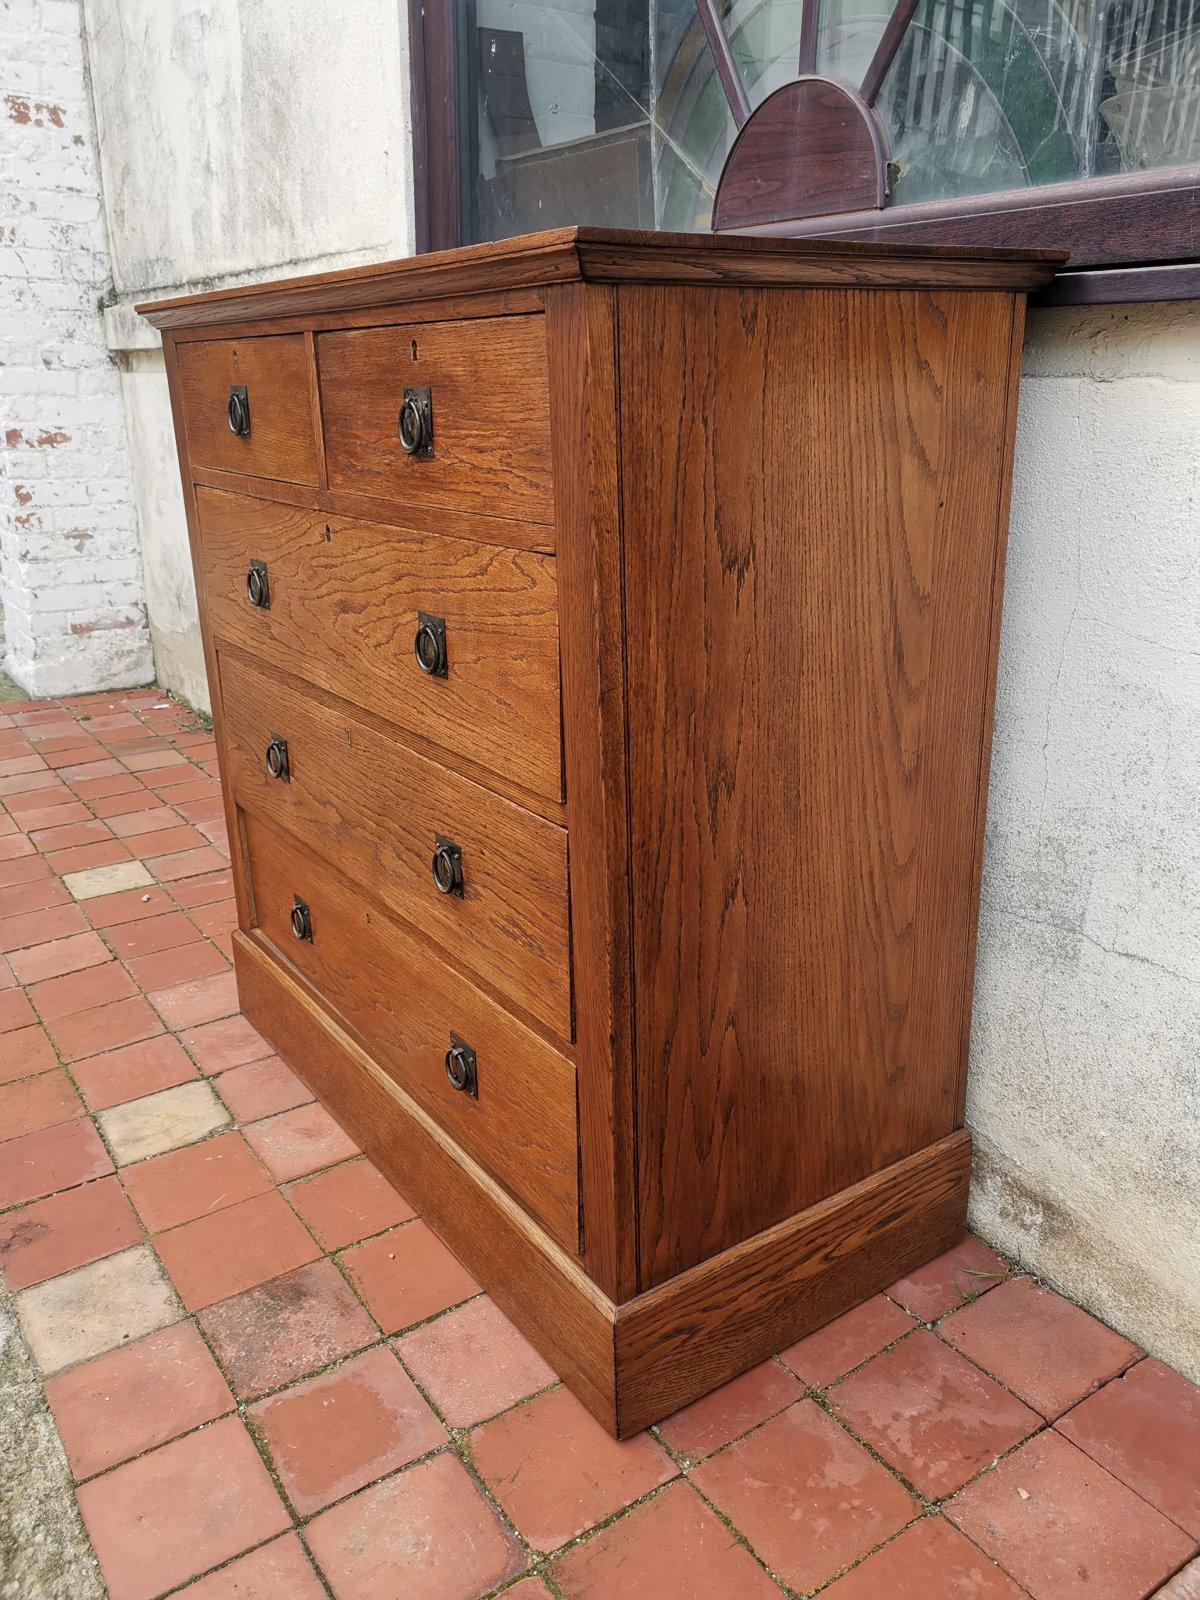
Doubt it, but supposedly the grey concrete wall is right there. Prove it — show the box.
[81,0,418,710]
[970,300,1200,1380]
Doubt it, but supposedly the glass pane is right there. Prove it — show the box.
[876,0,1200,203]
[456,0,737,241]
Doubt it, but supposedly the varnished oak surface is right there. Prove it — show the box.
[319,317,554,524]
[620,283,1019,1286]
[241,813,579,1249]
[218,649,572,1039]
[195,487,564,802]
[177,335,321,486]
[138,226,1060,330]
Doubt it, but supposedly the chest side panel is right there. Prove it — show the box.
[619,283,1019,1287]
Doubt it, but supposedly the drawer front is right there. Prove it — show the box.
[219,650,573,1039]
[318,317,553,523]
[241,811,579,1249]
[196,487,563,802]
[177,335,321,485]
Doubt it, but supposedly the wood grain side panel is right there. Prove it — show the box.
[177,335,321,486]
[194,487,563,803]
[233,932,617,1428]
[613,1130,970,1435]
[319,317,554,523]
[620,285,1018,1286]
[241,812,579,1250]
[218,649,572,1039]
[545,284,639,1300]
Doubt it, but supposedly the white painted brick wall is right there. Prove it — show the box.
[0,0,153,695]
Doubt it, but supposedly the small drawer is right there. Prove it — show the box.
[219,650,573,1039]
[318,316,553,523]
[241,810,579,1250]
[196,487,563,803]
[177,335,321,485]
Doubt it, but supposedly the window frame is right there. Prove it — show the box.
[407,0,1200,301]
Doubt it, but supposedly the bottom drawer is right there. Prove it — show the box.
[240,810,579,1251]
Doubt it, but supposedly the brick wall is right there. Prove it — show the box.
[0,0,153,695]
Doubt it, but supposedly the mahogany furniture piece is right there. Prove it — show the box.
[141,228,1056,1436]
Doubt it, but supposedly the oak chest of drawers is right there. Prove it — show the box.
[142,228,1055,1436]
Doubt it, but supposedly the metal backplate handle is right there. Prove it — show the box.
[414,611,447,677]
[228,384,251,437]
[290,895,312,941]
[398,386,434,459]
[431,835,464,896]
[246,559,270,610]
[444,1033,478,1096]
[265,734,290,783]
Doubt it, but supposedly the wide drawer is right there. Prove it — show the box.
[177,335,321,485]
[318,316,554,523]
[219,649,573,1039]
[196,487,563,802]
[241,811,579,1250]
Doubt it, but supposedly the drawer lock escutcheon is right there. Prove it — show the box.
[290,895,312,942]
[431,835,464,896]
[414,611,447,677]
[444,1033,477,1097]
[246,559,270,610]
[398,386,434,459]
[265,735,290,783]
[227,384,251,437]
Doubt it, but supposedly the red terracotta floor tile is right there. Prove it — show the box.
[30,959,136,1020]
[779,1293,916,1387]
[251,1345,445,1515]
[305,1452,525,1600]
[188,898,236,940]
[830,1328,1041,1499]
[105,909,202,959]
[85,783,154,813]
[133,826,210,863]
[122,1129,272,1232]
[216,1055,314,1125]
[940,1275,1142,1419]
[71,1034,198,1111]
[691,1399,918,1592]
[0,901,87,953]
[0,1117,113,1206]
[340,1220,480,1334]
[76,1414,290,1600]
[47,995,163,1061]
[83,883,175,928]
[284,1156,411,1251]
[0,1023,58,1083]
[150,845,228,882]
[125,937,227,993]
[155,1189,321,1310]
[149,969,240,1030]
[820,1514,1028,1599]
[656,1359,804,1462]
[170,867,234,907]
[44,1321,233,1480]
[552,1480,782,1599]
[9,803,91,833]
[198,1258,378,1398]
[29,819,111,851]
[7,930,110,985]
[45,839,133,876]
[0,1175,141,1290]
[0,877,64,922]
[0,1068,83,1137]
[946,1430,1196,1600]
[0,987,35,1033]
[106,804,181,838]
[1058,1358,1200,1537]
[397,1296,557,1427]
[243,1101,359,1182]
[886,1235,1011,1321]
[179,1013,273,1075]
[472,1384,676,1551]
[182,1535,328,1600]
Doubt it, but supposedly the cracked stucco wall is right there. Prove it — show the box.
[80,0,417,710]
[969,299,1200,1381]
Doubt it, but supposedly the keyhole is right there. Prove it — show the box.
[323,524,331,541]
[410,340,418,362]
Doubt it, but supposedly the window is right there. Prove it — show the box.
[411,0,1200,286]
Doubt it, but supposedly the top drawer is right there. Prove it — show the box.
[177,335,321,486]
[318,316,554,524]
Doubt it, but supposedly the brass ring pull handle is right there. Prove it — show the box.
[431,835,463,896]
[398,386,433,458]
[246,560,270,609]
[444,1034,477,1096]
[414,612,447,677]
[290,895,312,941]
[227,385,251,436]
[265,735,290,783]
